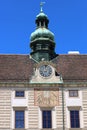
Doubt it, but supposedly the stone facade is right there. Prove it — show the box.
[0,82,87,130]
[0,87,11,129]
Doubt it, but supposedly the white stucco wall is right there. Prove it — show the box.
[65,89,84,128]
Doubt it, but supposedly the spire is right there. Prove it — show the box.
[40,2,45,12]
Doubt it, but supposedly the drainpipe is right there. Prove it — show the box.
[62,86,65,130]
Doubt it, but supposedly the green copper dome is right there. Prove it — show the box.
[30,11,54,41]
[30,27,54,41]
[36,12,49,21]
[30,8,57,62]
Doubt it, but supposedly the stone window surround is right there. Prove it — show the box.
[11,107,28,130]
[67,106,83,129]
[39,107,56,129]
[69,90,79,97]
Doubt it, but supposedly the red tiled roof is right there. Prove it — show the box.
[0,55,34,82]
[0,54,87,82]
[55,55,87,82]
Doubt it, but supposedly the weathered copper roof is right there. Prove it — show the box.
[36,12,48,20]
[30,28,54,41]
[0,54,87,82]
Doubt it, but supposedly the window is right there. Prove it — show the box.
[42,110,52,128]
[69,90,78,97]
[15,91,24,97]
[70,110,80,128]
[15,111,24,128]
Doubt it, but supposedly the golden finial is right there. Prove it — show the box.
[40,2,45,12]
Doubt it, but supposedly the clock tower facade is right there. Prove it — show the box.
[29,6,62,84]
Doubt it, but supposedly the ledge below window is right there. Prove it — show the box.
[69,128,82,130]
[13,129,26,130]
[41,129,54,130]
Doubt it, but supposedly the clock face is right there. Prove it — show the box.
[39,65,52,77]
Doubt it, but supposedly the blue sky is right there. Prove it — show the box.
[0,0,87,54]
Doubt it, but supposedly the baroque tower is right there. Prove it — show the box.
[30,4,57,62]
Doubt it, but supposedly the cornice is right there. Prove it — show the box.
[0,82,87,88]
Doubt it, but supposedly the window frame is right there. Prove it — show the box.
[15,91,25,97]
[42,110,52,129]
[69,90,78,97]
[15,110,25,129]
[70,110,80,128]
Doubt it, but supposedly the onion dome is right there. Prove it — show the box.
[36,12,48,22]
[29,3,57,62]
[30,11,54,42]
[30,28,54,41]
